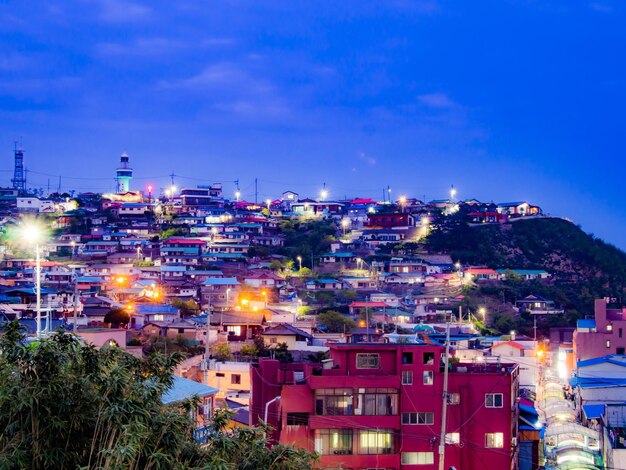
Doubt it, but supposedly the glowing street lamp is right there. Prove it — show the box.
[341,218,350,236]
[478,307,486,321]
[19,221,45,337]
[261,290,267,308]
[320,189,328,201]
[296,256,302,271]
[235,190,241,202]
[266,199,272,213]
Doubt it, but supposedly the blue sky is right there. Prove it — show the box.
[1,0,626,247]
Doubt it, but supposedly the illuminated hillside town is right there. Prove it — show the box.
[0,147,622,469]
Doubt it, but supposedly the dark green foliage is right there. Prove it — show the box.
[171,298,201,317]
[276,220,336,267]
[426,217,626,314]
[272,342,293,363]
[103,307,130,327]
[317,310,356,333]
[0,322,316,469]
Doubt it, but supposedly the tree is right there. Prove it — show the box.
[0,322,316,469]
[212,343,233,362]
[104,307,130,327]
[317,310,356,333]
[273,342,293,363]
[171,298,201,317]
[240,344,259,357]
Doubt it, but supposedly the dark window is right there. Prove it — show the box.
[423,352,435,365]
[215,372,225,377]
[618,348,625,355]
[620,328,623,338]
[287,412,309,425]
[402,352,413,364]
[231,374,241,385]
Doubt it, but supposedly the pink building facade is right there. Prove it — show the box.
[574,299,626,362]
[251,343,520,469]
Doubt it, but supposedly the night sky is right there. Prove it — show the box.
[1,1,625,247]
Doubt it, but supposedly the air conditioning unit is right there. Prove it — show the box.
[511,437,518,446]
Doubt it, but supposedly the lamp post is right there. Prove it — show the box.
[297,256,302,271]
[235,190,241,202]
[21,222,44,338]
[341,219,349,236]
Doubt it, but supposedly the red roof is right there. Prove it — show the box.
[351,198,378,205]
[466,268,498,275]
[492,341,525,350]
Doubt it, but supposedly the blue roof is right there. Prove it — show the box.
[577,355,626,368]
[577,319,596,329]
[202,277,239,286]
[569,376,626,388]
[135,304,179,315]
[162,376,218,405]
[160,265,187,272]
[318,278,340,283]
[582,404,605,420]
[77,277,106,283]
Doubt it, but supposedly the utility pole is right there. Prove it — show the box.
[365,305,370,342]
[72,270,79,332]
[533,316,537,341]
[438,319,451,470]
[458,305,462,325]
[255,178,258,204]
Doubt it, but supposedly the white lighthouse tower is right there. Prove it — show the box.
[116,152,133,193]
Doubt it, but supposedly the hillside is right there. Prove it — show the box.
[425,216,626,316]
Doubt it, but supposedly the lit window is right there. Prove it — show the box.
[607,340,611,348]
[226,325,242,336]
[447,393,461,405]
[485,393,503,408]
[314,429,353,455]
[485,432,504,448]
[402,370,413,385]
[358,429,394,454]
[607,324,613,332]
[446,433,460,445]
[423,352,435,365]
[401,452,434,465]
[356,353,380,369]
[423,371,434,385]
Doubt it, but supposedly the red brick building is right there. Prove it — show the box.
[251,343,520,469]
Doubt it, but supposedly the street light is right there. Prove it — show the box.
[320,189,328,201]
[341,218,349,236]
[262,290,267,308]
[296,256,302,271]
[478,307,486,321]
[19,221,45,338]
[235,190,241,202]
[266,199,272,213]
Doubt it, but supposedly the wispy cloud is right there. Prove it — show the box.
[589,2,613,13]
[357,151,377,165]
[97,36,235,56]
[159,61,290,118]
[417,92,457,109]
[96,0,152,23]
